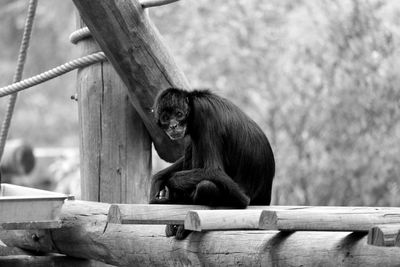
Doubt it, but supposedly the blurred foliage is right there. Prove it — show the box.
[1,0,400,206]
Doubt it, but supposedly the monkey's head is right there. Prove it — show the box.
[154,88,190,140]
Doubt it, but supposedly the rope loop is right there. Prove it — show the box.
[0,52,107,98]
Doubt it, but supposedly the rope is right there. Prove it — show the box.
[0,0,38,162]
[69,0,181,44]
[0,0,180,167]
[141,0,180,8]
[69,27,91,45]
[0,52,107,98]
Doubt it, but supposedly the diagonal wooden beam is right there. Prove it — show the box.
[72,0,189,162]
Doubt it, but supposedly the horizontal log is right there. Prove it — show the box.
[0,221,61,230]
[107,204,302,225]
[107,204,400,226]
[0,243,32,256]
[368,224,400,247]
[0,255,112,267]
[261,210,400,231]
[2,201,400,266]
[108,204,211,224]
[184,210,263,231]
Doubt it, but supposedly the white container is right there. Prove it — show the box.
[0,183,69,229]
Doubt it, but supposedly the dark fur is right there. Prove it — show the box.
[150,88,275,238]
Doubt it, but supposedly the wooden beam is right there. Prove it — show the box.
[1,201,400,266]
[0,255,112,267]
[261,210,400,231]
[107,204,400,226]
[72,0,189,162]
[184,210,264,231]
[0,221,61,230]
[107,204,303,225]
[368,224,400,247]
[76,18,151,203]
[108,204,211,224]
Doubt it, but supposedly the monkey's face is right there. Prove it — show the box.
[154,88,190,140]
[158,109,187,140]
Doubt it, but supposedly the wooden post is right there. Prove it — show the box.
[72,0,190,163]
[76,18,151,203]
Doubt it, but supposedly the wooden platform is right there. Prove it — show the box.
[107,204,400,247]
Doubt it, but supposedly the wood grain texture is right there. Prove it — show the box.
[368,224,400,247]
[72,0,189,162]
[76,19,151,203]
[0,255,113,267]
[108,204,211,224]
[261,210,400,231]
[107,204,400,226]
[0,221,61,230]
[184,210,264,231]
[1,201,400,266]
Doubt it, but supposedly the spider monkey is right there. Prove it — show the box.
[150,88,275,239]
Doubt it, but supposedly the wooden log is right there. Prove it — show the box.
[0,255,113,267]
[0,242,33,256]
[72,0,189,162]
[108,204,211,224]
[261,210,400,231]
[368,224,400,247]
[76,18,151,203]
[0,221,61,231]
[184,210,264,231]
[107,204,400,226]
[1,201,400,266]
[0,139,35,176]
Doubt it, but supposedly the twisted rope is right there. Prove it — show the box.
[69,27,91,44]
[69,0,181,44]
[0,52,107,98]
[0,0,38,162]
[141,0,180,8]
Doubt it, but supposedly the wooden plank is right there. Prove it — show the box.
[76,18,151,203]
[368,224,400,247]
[260,210,400,231]
[108,204,211,224]
[72,0,189,162]
[1,201,400,266]
[184,210,264,231]
[107,204,400,226]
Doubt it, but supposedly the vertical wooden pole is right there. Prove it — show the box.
[76,19,151,203]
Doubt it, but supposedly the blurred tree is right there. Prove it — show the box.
[0,0,78,147]
[151,0,400,206]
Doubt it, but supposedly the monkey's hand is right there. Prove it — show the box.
[149,186,171,204]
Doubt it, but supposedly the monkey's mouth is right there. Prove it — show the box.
[166,127,186,140]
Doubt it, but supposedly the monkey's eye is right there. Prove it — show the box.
[160,113,170,124]
[175,111,185,120]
